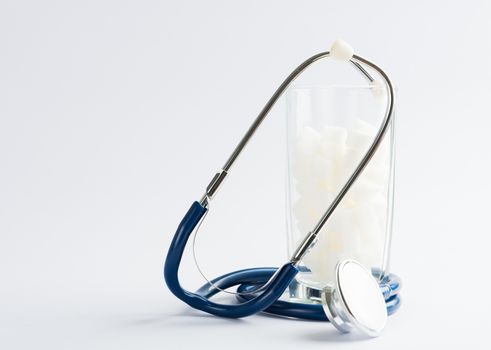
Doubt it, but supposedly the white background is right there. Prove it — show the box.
[1,0,491,349]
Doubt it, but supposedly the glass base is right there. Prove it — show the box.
[287,278,328,304]
[287,267,386,304]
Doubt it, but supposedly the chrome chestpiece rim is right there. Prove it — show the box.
[322,259,388,336]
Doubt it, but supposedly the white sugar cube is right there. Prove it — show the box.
[296,126,321,156]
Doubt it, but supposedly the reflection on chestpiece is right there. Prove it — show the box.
[164,39,402,338]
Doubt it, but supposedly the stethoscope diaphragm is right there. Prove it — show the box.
[322,259,388,337]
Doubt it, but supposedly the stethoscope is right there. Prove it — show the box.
[164,40,402,337]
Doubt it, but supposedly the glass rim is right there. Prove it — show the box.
[290,83,373,90]
[289,83,398,92]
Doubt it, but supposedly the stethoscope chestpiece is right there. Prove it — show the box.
[321,259,388,337]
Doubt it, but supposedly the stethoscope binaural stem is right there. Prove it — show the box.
[200,53,381,206]
[199,52,395,266]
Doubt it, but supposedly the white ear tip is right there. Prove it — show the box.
[330,39,354,61]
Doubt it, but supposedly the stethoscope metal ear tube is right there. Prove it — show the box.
[164,40,400,334]
[199,53,392,210]
[199,52,394,265]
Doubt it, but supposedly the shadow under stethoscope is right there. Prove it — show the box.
[252,311,372,343]
[301,328,371,343]
[121,307,372,343]
[121,307,246,328]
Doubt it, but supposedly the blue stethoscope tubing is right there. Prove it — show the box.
[165,201,299,318]
[164,201,401,320]
[198,269,401,321]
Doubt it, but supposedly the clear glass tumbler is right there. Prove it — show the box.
[285,84,395,302]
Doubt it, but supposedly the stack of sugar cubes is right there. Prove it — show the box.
[292,119,391,285]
